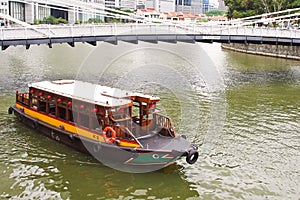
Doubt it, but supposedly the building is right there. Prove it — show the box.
[218,0,227,11]
[120,0,135,10]
[136,7,160,19]
[0,0,107,24]
[120,0,146,10]
[0,0,150,25]
[138,8,201,22]
[160,11,200,22]
[145,0,176,13]
[175,0,202,14]
[0,0,8,15]
[160,0,176,12]
[104,0,119,8]
[0,1,66,23]
[202,0,218,13]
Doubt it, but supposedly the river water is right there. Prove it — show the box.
[0,42,299,199]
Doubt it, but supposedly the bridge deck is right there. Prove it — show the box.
[1,24,300,50]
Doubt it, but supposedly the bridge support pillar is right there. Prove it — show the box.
[87,41,97,46]
[105,37,118,45]
[67,42,75,47]
[1,45,9,51]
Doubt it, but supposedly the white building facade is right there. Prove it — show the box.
[0,0,8,15]
[0,0,108,24]
[145,0,176,12]
[119,0,146,10]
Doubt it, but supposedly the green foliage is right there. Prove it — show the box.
[225,0,300,19]
[33,19,39,25]
[105,18,121,23]
[57,17,68,24]
[197,18,209,22]
[225,0,261,19]
[114,8,135,13]
[205,10,227,16]
[75,20,82,24]
[44,16,58,24]
[121,9,135,13]
[288,0,300,8]
[34,16,68,25]
[87,18,103,24]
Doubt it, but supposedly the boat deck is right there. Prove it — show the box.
[138,133,191,152]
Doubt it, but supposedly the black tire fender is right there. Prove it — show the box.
[186,149,199,165]
[8,107,13,115]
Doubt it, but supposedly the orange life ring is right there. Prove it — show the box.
[102,126,116,144]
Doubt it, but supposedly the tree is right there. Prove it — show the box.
[205,10,227,16]
[288,0,300,8]
[226,0,265,18]
[225,0,300,18]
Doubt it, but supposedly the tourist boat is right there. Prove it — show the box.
[8,80,198,172]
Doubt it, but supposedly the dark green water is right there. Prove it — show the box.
[0,43,299,199]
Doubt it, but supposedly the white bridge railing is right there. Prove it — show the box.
[1,23,300,41]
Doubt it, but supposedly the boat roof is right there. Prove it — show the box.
[29,80,160,107]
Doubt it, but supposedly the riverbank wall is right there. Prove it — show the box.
[221,43,300,60]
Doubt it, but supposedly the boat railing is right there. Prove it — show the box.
[16,91,29,106]
[155,114,176,137]
[110,124,143,148]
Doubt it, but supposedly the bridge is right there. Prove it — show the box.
[1,1,300,50]
[1,23,300,50]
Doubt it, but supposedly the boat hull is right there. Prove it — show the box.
[9,106,186,173]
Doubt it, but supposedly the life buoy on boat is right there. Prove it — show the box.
[102,126,116,144]
[186,149,199,165]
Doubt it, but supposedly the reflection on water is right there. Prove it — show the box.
[0,43,299,199]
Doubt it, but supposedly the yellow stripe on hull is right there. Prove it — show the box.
[16,104,140,148]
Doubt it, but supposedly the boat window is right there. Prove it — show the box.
[31,98,38,110]
[148,113,153,120]
[49,103,56,115]
[16,93,29,106]
[57,106,66,120]
[90,114,103,130]
[78,113,89,128]
[68,109,74,122]
[39,101,47,113]
[132,102,140,119]
[149,103,156,114]
[111,107,129,120]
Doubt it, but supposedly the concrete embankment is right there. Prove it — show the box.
[221,43,300,60]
